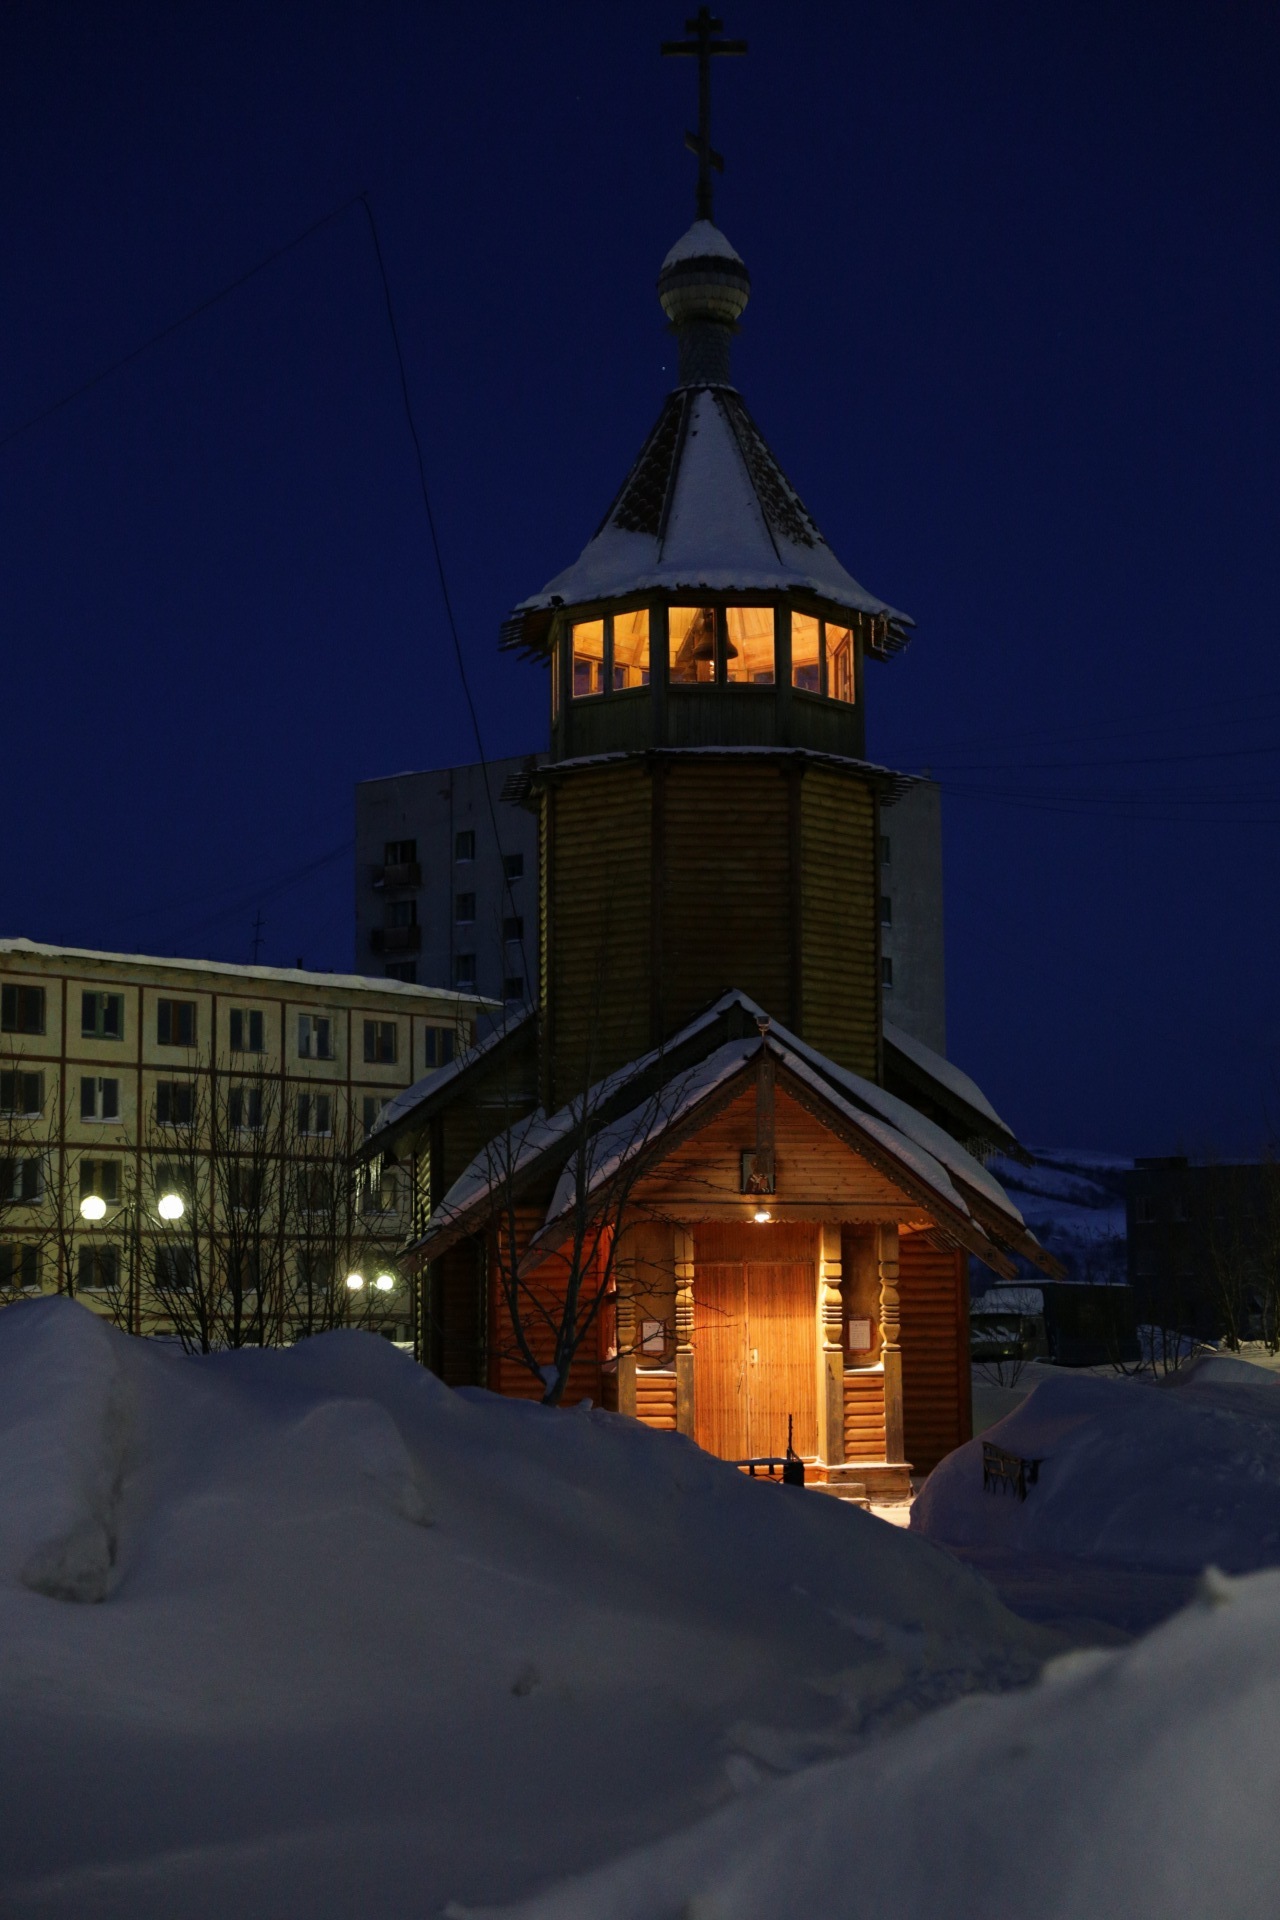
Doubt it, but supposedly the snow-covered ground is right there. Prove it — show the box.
[10,1300,1280,1919]
[0,1299,1041,1918]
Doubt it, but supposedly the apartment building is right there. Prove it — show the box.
[355,755,544,1008]
[0,939,492,1343]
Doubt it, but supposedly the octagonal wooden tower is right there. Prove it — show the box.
[502,220,916,1108]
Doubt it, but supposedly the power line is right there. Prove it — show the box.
[0,195,365,455]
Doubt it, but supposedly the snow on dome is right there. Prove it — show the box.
[660,219,745,271]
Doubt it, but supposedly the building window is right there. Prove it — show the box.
[229,1008,265,1054]
[454,954,477,989]
[880,896,892,926]
[296,1091,332,1136]
[80,1158,121,1204]
[385,838,417,866]
[424,1028,456,1069]
[827,623,855,703]
[1136,1196,1157,1225]
[81,1077,120,1122]
[77,1244,119,1293]
[1,984,45,1034]
[363,1020,397,1065]
[152,1163,191,1206]
[297,1250,334,1297]
[156,1082,194,1127]
[155,1244,194,1292]
[362,1167,399,1216]
[228,1164,264,1212]
[792,613,820,692]
[229,1085,264,1131]
[157,999,197,1047]
[297,1013,334,1060]
[612,609,650,690]
[503,916,524,942]
[228,1249,261,1296]
[0,1070,43,1116]
[362,1095,385,1135]
[0,1243,40,1292]
[386,899,417,930]
[296,1167,333,1215]
[386,962,417,983]
[81,992,124,1040]
[880,835,891,866]
[455,830,475,861]
[503,852,525,881]
[881,957,894,988]
[725,607,775,685]
[503,976,526,1002]
[0,1158,43,1204]
[455,893,476,925]
[669,605,716,685]
[571,618,605,698]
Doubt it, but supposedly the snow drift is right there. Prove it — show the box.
[914,1355,1280,1574]
[0,1300,1040,1918]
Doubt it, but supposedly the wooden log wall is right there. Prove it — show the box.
[635,1370,678,1430]
[898,1234,972,1472]
[486,1206,605,1407]
[799,765,879,1080]
[842,1369,887,1460]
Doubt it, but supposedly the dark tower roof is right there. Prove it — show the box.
[502,217,913,658]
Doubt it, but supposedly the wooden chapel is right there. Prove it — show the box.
[366,14,1058,1498]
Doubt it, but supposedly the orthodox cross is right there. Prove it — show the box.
[661,8,747,222]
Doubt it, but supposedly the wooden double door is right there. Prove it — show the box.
[692,1229,818,1461]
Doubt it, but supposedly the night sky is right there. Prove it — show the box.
[4,3,1277,1156]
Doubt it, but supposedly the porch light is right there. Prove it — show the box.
[157,1192,185,1221]
[373,1272,395,1292]
[79,1195,107,1222]
[346,1271,365,1291]
[753,1207,772,1224]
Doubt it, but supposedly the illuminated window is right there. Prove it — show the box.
[571,619,605,698]
[828,623,855,704]
[725,607,775,685]
[792,614,821,692]
[612,609,650,689]
[669,606,717,684]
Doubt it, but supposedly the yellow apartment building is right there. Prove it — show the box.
[0,938,494,1349]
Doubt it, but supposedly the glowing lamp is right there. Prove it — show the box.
[373,1272,395,1293]
[79,1194,107,1222]
[157,1192,185,1221]
[752,1208,772,1224]
[346,1271,365,1291]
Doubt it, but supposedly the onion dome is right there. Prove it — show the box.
[657,219,751,387]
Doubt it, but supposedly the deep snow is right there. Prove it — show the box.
[0,1300,1041,1918]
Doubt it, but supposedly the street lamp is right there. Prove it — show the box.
[79,1194,107,1222]
[346,1271,365,1291]
[374,1272,395,1293]
[156,1191,185,1221]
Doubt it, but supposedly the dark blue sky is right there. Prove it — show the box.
[3,2,1277,1154]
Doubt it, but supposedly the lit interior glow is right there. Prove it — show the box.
[827,622,855,703]
[669,605,716,683]
[570,619,605,698]
[157,1192,185,1221]
[612,608,650,689]
[79,1194,107,1221]
[346,1271,365,1291]
[753,1207,772,1224]
[792,612,821,691]
[725,606,775,684]
[373,1272,395,1292]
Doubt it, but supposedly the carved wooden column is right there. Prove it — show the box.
[674,1226,696,1438]
[878,1223,905,1463]
[816,1224,845,1465]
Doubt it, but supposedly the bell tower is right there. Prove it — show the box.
[499,13,915,1108]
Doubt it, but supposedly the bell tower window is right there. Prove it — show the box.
[571,620,606,698]
[792,613,821,692]
[725,607,775,684]
[612,610,650,689]
[827,623,855,703]
[669,605,717,684]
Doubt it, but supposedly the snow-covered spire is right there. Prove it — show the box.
[657,219,750,387]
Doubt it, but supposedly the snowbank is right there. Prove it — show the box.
[0,1300,1042,1918]
[913,1357,1280,1574]
[476,1563,1280,1920]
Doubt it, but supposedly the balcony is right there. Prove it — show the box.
[370,926,422,955]
[372,861,423,890]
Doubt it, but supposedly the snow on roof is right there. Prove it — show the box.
[884,1020,1015,1138]
[511,386,912,633]
[660,219,746,270]
[368,1010,536,1144]
[0,936,493,1007]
